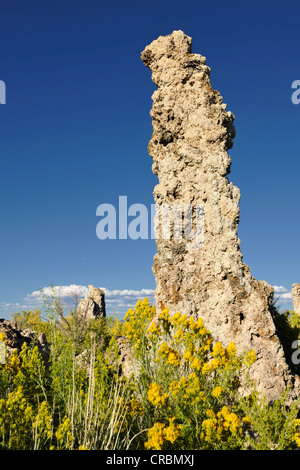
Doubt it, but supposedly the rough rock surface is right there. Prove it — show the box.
[141,30,300,402]
[76,285,106,320]
[0,318,50,363]
[115,336,134,379]
[292,284,300,314]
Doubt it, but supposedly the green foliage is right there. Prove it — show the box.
[0,297,300,450]
[239,389,300,449]
[271,306,300,374]
[287,310,300,336]
[11,309,51,337]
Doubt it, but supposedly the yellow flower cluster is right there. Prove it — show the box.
[148,321,160,336]
[0,386,32,448]
[126,398,143,417]
[201,341,256,375]
[212,386,223,398]
[144,422,165,450]
[0,332,6,342]
[150,310,215,375]
[5,349,21,375]
[293,433,300,447]
[169,376,188,399]
[201,406,242,443]
[147,382,168,407]
[169,312,211,342]
[55,416,73,449]
[158,309,172,334]
[164,417,183,443]
[168,373,204,404]
[123,298,156,350]
[144,418,183,450]
[244,349,257,366]
[0,385,53,449]
[33,401,53,443]
[158,342,181,367]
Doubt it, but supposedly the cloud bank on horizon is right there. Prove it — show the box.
[0,285,156,319]
[0,284,294,319]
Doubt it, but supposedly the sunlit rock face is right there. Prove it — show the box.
[141,30,300,402]
[76,285,106,320]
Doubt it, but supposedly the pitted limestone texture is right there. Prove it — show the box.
[142,30,300,402]
[76,285,106,320]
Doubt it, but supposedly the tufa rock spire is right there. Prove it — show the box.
[141,30,300,402]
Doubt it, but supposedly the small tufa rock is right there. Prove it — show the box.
[115,336,134,379]
[292,284,300,315]
[76,285,106,321]
[0,318,50,364]
[75,348,89,371]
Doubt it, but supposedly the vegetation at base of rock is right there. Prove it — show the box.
[1,298,300,450]
[271,304,300,375]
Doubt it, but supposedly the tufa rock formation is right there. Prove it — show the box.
[76,285,106,320]
[115,336,134,379]
[0,318,50,364]
[292,284,300,314]
[141,30,300,402]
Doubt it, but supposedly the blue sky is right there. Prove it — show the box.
[0,0,299,319]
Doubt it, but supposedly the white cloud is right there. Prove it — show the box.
[272,285,293,310]
[273,285,289,293]
[26,285,89,301]
[275,292,293,300]
[1,282,296,319]
[0,302,21,309]
[0,285,156,318]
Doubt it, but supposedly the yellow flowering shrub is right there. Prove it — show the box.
[55,416,73,449]
[0,386,34,449]
[212,386,223,399]
[0,332,6,342]
[0,333,144,450]
[14,343,48,401]
[0,384,54,450]
[144,418,183,450]
[201,406,244,448]
[147,382,169,407]
[33,401,53,448]
[123,298,156,349]
[0,298,300,450]
[123,299,300,450]
[144,422,166,450]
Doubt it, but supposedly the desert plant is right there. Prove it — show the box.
[1,298,300,450]
[122,299,300,450]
